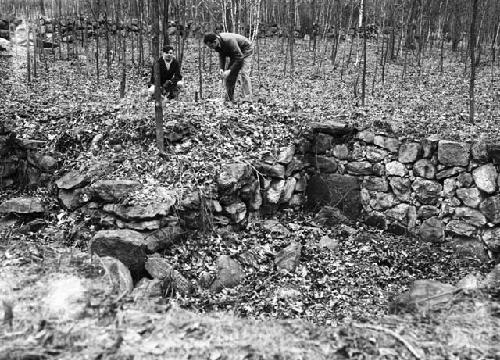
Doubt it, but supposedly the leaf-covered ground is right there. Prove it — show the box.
[1,34,500,358]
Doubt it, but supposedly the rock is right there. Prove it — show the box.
[453,207,487,227]
[479,195,500,224]
[314,155,338,173]
[275,241,302,272]
[216,163,252,191]
[364,176,388,192]
[349,143,364,160]
[365,147,388,162]
[481,264,500,289]
[385,203,410,224]
[319,236,339,250]
[90,230,149,280]
[116,219,162,231]
[198,271,214,289]
[390,280,457,313]
[346,161,373,175]
[103,201,175,221]
[438,140,471,166]
[357,130,375,143]
[413,159,436,179]
[314,133,333,154]
[313,206,352,227]
[289,194,305,207]
[55,170,90,190]
[224,201,247,223]
[385,161,406,177]
[421,136,439,158]
[275,287,302,300]
[277,145,295,164]
[370,192,397,210]
[144,225,185,252]
[310,121,356,137]
[306,174,362,219]
[294,173,307,192]
[446,220,477,237]
[417,205,440,219]
[443,178,457,197]
[58,188,89,211]
[333,144,349,160]
[473,164,497,193]
[481,228,500,254]
[456,188,481,208]
[257,162,285,178]
[0,197,44,214]
[132,278,163,302]
[265,180,285,204]
[487,144,500,164]
[412,179,442,205]
[98,256,134,293]
[436,166,465,180]
[383,137,401,153]
[398,142,421,163]
[261,220,291,237]
[91,180,142,202]
[457,172,474,188]
[471,139,490,162]
[449,239,487,260]
[37,154,58,172]
[457,274,480,290]
[210,255,244,292]
[419,217,444,242]
[372,163,386,176]
[365,213,387,229]
[389,177,411,202]
[285,157,305,176]
[145,255,191,295]
[280,177,297,204]
[42,274,88,320]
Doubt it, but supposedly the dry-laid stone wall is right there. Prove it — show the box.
[213,121,500,260]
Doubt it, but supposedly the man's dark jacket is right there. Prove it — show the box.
[150,57,182,86]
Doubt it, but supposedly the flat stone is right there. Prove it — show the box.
[456,188,481,208]
[417,205,440,219]
[103,201,175,221]
[91,180,142,202]
[116,219,162,231]
[398,142,421,163]
[310,121,356,136]
[473,164,497,193]
[346,161,373,175]
[412,179,442,205]
[0,197,45,214]
[413,159,436,179]
[419,217,444,242]
[90,230,148,280]
[446,220,477,237]
[385,161,406,177]
[453,207,487,227]
[257,162,285,178]
[58,188,89,211]
[436,166,465,180]
[55,170,90,190]
[438,140,470,166]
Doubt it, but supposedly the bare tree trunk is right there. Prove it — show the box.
[469,0,479,123]
[152,0,165,153]
[27,23,31,83]
[288,0,295,76]
[361,0,366,106]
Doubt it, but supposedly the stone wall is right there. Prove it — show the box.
[213,121,500,259]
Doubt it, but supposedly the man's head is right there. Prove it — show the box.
[162,45,174,61]
[203,33,218,49]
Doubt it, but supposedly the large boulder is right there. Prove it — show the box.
[103,201,175,221]
[90,230,149,280]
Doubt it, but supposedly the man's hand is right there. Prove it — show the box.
[164,80,173,87]
[220,70,230,80]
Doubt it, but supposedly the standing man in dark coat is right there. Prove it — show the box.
[203,32,253,103]
[150,45,183,99]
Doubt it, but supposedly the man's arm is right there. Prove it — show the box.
[170,60,182,83]
[225,38,244,73]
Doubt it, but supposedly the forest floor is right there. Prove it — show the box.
[1,31,500,359]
